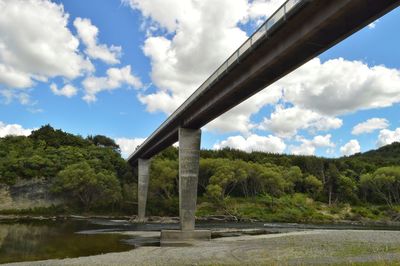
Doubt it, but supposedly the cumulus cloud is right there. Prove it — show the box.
[50,83,78,98]
[377,128,400,147]
[290,134,335,156]
[82,65,142,102]
[126,0,299,134]
[280,58,400,116]
[74,17,121,65]
[0,121,33,137]
[0,0,93,90]
[352,118,389,135]
[340,139,361,156]
[245,0,285,25]
[213,134,286,153]
[259,105,342,138]
[128,0,400,138]
[115,137,146,158]
[125,0,260,133]
[206,88,281,134]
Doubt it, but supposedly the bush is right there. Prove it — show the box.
[52,162,122,210]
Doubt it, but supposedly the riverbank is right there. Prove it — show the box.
[2,213,400,229]
[4,229,400,265]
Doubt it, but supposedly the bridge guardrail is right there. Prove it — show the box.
[129,0,308,160]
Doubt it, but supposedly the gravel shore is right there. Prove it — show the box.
[4,229,400,265]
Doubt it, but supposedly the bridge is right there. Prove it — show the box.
[128,0,400,244]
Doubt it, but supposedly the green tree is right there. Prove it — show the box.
[325,163,340,206]
[206,161,236,201]
[303,175,323,199]
[87,135,120,152]
[53,162,122,210]
[150,159,178,200]
[360,166,400,207]
[337,175,358,203]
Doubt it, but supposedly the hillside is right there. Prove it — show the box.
[349,142,400,166]
[0,125,399,223]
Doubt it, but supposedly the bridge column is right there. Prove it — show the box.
[138,158,151,222]
[179,127,201,231]
[160,127,211,245]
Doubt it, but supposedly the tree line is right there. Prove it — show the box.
[0,125,400,217]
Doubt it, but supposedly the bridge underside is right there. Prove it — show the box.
[129,0,400,163]
[130,0,400,243]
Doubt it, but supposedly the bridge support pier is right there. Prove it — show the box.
[138,158,151,222]
[161,127,211,246]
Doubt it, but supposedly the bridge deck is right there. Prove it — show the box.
[128,0,400,164]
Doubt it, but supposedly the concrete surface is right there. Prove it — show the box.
[178,128,201,231]
[138,159,151,222]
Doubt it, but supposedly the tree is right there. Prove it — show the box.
[88,135,120,152]
[303,175,323,199]
[206,160,236,201]
[30,124,89,148]
[53,162,122,210]
[283,166,303,193]
[360,166,400,207]
[325,163,340,206]
[150,159,178,200]
[259,166,287,197]
[337,175,358,203]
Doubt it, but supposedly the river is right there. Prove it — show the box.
[1,218,400,264]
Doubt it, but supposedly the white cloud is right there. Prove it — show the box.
[280,58,400,116]
[377,128,400,147]
[0,121,33,137]
[260,105,342,138]
[50,83,78,98]
[0,0,93,90]
[352,118,389,135]
[74,17,121,65]
[340,139,361,156]
[245,0,285,25]
[126,1,251,112]
[206,88,281,134]
[126,0,290,134]
[115,137,146,158]
[213,134,286,153]
[290,134,335,156]
[82,65,142,102]
[126,0,400,150]
[368,19,379,29]
[129,0,400,137]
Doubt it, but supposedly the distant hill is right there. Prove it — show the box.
[345,142,400,167]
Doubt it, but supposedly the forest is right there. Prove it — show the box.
[1,125,400,223]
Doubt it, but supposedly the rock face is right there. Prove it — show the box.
[0,179,62,210]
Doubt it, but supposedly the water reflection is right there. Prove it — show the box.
[0,220,133,264]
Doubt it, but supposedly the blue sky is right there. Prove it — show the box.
[0,0,399,158]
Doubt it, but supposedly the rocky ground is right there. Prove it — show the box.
[4,229,400,266]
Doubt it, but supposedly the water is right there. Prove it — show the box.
[1,218,400,264]
[0,219,134,264]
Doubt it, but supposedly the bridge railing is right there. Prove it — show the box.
[210,0,305,86]
[129,0,307,161]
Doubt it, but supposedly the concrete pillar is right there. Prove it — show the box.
[138,158,151,222]
[179,127,201,231]
[160,127,210,245]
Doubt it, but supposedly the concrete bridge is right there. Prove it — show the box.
[128,0,400,244]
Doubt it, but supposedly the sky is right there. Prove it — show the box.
[0,0,400,158]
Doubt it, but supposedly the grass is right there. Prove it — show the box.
[196,194,400,224]
[1,193,399,225]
